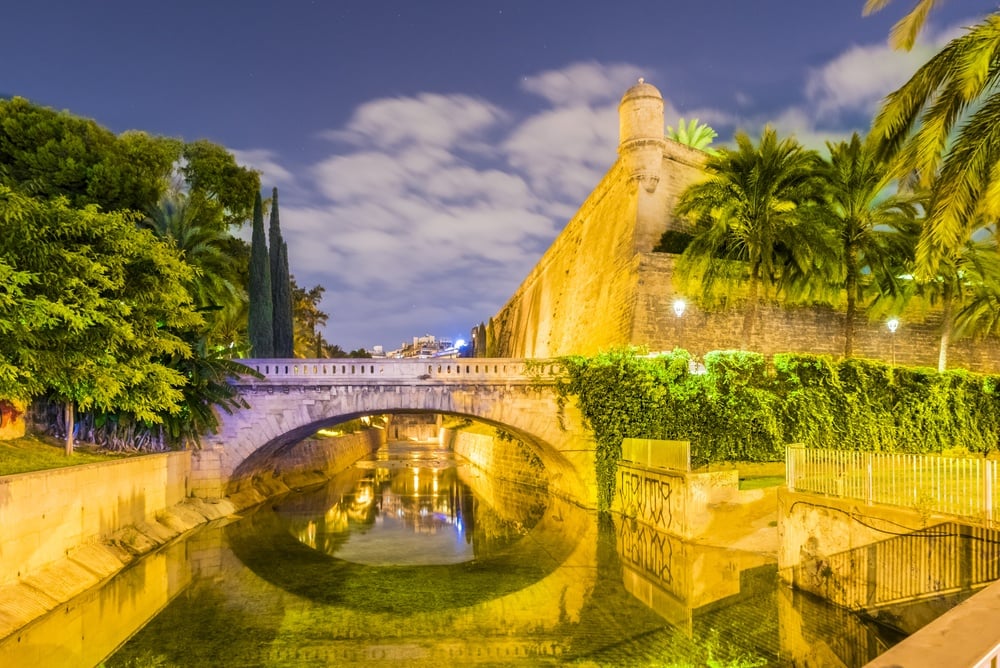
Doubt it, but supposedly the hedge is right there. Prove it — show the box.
[555,349,1000,510]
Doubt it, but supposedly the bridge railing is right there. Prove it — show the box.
[787,445,999,527]
[235,358,563,383]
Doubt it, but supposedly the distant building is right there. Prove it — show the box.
[387,335,460,359]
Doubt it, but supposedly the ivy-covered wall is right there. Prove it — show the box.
[556,350,1000,509]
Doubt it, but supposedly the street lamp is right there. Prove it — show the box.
[673,298,686,350]
[887,317,899,365]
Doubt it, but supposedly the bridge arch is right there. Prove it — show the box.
[196,359,598,507]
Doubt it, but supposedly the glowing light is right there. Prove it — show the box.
[887,318,900,333]
[455,339,466,348]
[673,298,686,318]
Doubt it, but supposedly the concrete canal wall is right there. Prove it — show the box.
[0,451,191,587]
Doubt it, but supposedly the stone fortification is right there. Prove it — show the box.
[492,80,1000,372]
[492,79,704,358]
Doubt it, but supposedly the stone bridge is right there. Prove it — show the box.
[193,358,598,507]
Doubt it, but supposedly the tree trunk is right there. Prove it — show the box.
[742,274,760,342]
[844,248,859,357]
[64,401,75,456]
[938,288,954,372]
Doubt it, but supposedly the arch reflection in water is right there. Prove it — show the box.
[273,448,530,567]
[224,443,585,616]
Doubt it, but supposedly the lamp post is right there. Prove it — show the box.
[887,317,899,365]
[673,298,686,351]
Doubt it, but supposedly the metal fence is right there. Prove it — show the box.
[621,438,691,472]
[787,445,999,527]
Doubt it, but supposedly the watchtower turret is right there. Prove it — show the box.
[618,78,665,192]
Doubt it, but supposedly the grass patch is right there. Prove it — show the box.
[0,433,130,477]
[739,475,786,491]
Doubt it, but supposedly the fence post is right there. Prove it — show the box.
[866,452,874,506]
[985,459,994,526]
[787,444,800,493]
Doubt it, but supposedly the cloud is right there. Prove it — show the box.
[322,93,507,151]
[229,148,294,185]
[805,21,967,122]
[521,61,646,107]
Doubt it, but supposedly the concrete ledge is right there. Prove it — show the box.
[865,578,1000,667]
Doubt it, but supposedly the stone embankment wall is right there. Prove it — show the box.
[777,489,999,627]
[0,430,382,641]
[0,452,191,587]
[224,428,384,509]
[449,430,549,521]
[0,452,239,640]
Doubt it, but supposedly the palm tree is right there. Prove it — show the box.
[863,0,941,50]
[142,194,248,348]
[871,10,1000,277]
[675,126,833,339]
[883,222,1000,371]
[819,133,921,356]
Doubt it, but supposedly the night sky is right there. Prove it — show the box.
[2,1,990,352]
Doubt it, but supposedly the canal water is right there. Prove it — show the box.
[3,443,906,667]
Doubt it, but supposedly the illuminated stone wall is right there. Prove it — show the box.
[491,80,704,358]
[491,81,1000,373]
[0,452,190,587]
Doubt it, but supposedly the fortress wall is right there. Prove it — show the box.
[493,160,642,358]
[632,253,1000,372]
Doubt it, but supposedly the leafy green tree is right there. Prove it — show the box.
[0,186,201,453]
[247,191,274,358]
[0,98,258,226]
[268,188,294,357]
[871,12,1000,276]
[0,97,180,212]
[906,223,1000,371]
[675,127,832,338]
[667,118,718,153]
[180,140,260,227]
[819,133,921,356]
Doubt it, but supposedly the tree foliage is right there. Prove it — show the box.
[0,97,179,212]
[871,12,1000,277]
[0,186,202,451]
[818,133,921,356]
[667,117,719,153]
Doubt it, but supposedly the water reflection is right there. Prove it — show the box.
[1,443,943,667]
[276,448,488,566]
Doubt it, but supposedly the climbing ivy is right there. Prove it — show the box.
[557,349,1000,510]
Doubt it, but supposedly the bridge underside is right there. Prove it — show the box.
[197,381,598,509]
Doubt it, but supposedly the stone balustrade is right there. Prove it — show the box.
[236,358,562,385]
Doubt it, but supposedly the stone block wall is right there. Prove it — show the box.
[633,253,1000,372]
[0,451,190,587]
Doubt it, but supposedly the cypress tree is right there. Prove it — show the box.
[269,187,294,357]
[275,240,295,356]
[248,191,274,357]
